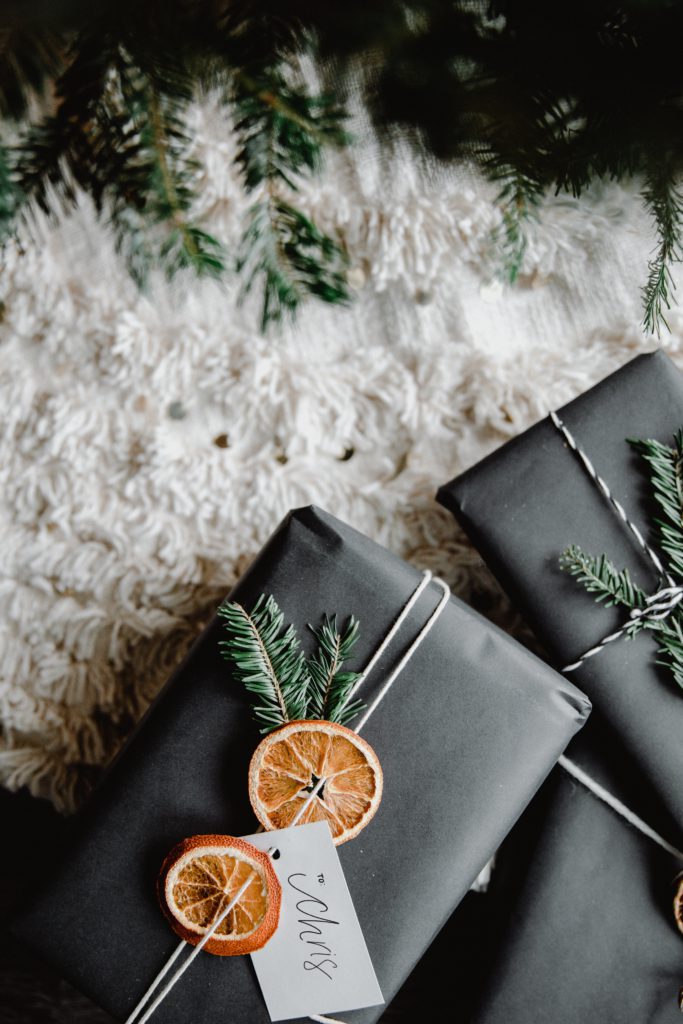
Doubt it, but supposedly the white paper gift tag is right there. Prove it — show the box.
[245,821,384,1022]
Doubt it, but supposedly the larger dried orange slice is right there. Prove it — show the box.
[248,719,383,845]
[158,834,281,956]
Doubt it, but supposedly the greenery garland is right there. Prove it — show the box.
[3,1,683,332]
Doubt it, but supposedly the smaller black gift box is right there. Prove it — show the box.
[469,763,683,1024]
[438,349,683,838]
[13,506,589,1024]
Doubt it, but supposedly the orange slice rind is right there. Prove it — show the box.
[674,875,683,935]
[158,834,281,956]
[248,720,383,846]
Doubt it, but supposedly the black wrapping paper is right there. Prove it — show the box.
[13,506,589,1024]
[438,350,683,1024]
[438,349,683,841]
[470,764,683,1024]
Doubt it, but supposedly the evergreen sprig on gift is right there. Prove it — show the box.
[307,614,365,726]
[560,432,683,686]
[218,595,311,730]
[218,594,365,732]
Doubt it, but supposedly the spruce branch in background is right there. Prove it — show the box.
[641,167,683,337]
[560,433,683,687]
[233,65,350,328]
[5,1,683,332]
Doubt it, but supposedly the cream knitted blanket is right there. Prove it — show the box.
[2,92,681,811]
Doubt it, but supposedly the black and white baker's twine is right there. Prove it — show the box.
[550,410,683,673]
[549,410,683,864]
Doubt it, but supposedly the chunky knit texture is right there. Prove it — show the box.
[2,91,682,816]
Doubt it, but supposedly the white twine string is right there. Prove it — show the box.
[558,755,683,862]
[125,571,450,1024]
[549,411,683,863]
[125,777,327,1024]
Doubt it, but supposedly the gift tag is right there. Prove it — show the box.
[245,821,384,1022]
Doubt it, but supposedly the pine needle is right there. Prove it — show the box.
[559,545,647,609]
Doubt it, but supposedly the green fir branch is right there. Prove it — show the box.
[489,165,544,285]
[629,432,683,579]
[13,30,115,216]
[559,545,647,628]
[13,35,224,283]
[0,26,65,121]
[561,431,683,687]
[641,165,683,337]
[234,71,350,190]
[307,614,365,726]
[234,67,350,328]
[237,198,348,331]
[218,594,310,733]
[111,53,225,282]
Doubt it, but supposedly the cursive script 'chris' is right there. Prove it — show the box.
[287,873,341,981]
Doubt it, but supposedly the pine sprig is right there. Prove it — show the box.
[307,614,365,726]
[218,595,368,731]
[559,544,648,629]
[110,52,225,283]
[629,432,683,579]
[233,67,350,328]
[218,595,310,732]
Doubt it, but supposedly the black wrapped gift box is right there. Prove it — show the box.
[13,506,589,1024]
[438,349,683,1023]
[470,763,683,1024]
[438,349,683,840]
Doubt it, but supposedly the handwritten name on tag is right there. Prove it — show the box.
[246,822,384,1022]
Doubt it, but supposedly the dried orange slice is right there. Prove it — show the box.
[248,720,383,845]
[158,834,281,956]
[674,875,683,935]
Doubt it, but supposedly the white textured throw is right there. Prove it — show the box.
[125,572,450,1024]
[5,87,683,815]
